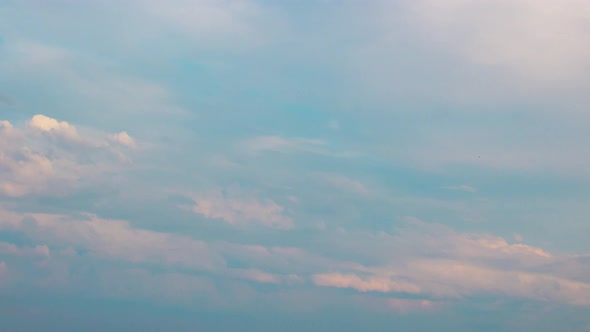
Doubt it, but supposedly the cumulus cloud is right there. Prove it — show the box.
[0,115,136,197]
[27,114,80,141]
[108,131,136,149]
[0,120,79,197]
[191,189,294,229]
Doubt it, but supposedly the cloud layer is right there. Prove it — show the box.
[1,1,590,331]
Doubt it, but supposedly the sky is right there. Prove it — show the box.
[1,0,590,331]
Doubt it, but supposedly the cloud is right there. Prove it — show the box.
[239,135,363,159]
[0,208,224,271]
[312,273,421,294]
[230,268,282,284]
[0,147,57,197]
[241,135,327,155]
[0,120,20,140]
[443,185,477,193]
[0,115,136,197]
[318,173,369,195]
[108,131,136,149]
[308,219,590,306]
[0,242,50,258]
[27,114,80,142]
[191,189,294,229]
[138,0,277,50]
[409,0,590,81]
[352,296,441,314]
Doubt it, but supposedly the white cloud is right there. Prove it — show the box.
[0,115,136,197]
[108,131,136,149]
[192,189,294,229]
[27,114,80,141]
[0,141,75,198]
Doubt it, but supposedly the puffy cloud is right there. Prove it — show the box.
[191,189,294,229]
[0,141,76,198]
[0,115,136,197]
[108,131,136,149]
[27,114,79,141]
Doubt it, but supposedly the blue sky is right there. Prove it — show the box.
[1,0,590,331]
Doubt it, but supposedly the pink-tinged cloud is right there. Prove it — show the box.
[352,295,442,314]
[0,242,50,258]
[232,268,282,284]
[0,116,137,197]
[192,189,294,229]
[27,114,80,141]
[108,131,136,149]
[0,209,224,271]
[312,273,421,294]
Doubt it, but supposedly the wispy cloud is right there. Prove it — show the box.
[190,188,294,229]
[442,185,477,193]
